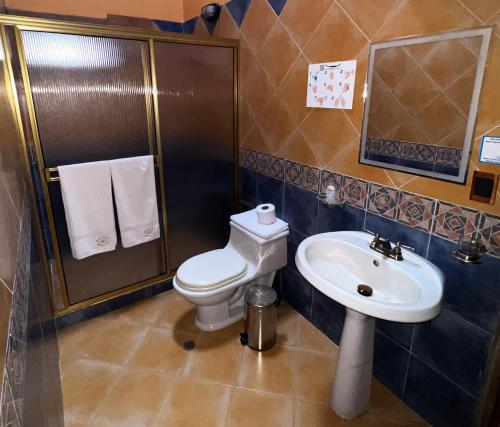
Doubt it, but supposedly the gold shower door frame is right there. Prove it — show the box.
[0,14,239,316]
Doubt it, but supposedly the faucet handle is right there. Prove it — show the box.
[395,242,414,251]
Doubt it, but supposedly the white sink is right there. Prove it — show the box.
[295,231,444,420]
[295,231,444,322]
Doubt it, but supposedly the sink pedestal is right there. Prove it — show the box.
[331,308,374,420]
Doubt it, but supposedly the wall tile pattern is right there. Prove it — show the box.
[242,148,498,255]
[216,0,500,215]
[241,148,500,426]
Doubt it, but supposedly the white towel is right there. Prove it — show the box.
[230,209,288,239]
[110,155,160,248]
[58,161,117,260]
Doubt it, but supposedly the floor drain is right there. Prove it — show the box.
[183,340,196,351]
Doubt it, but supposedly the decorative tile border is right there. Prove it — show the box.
[240,148,499,259]
[367,183,399,219]
[366,137,462,167]
[397,192,436,232]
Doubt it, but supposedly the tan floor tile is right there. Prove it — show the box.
[62,358,122,421]
[90,368,175,426]
[130,326,196,373]
[297,317,339,358]
[184,331,244,386]
[226,388,293,427]
[79,317,147,365]
[295,350,335,402]
[157,377,231,427]
[64,418,91,427]
[238,345,296,396]
[58,313,114,358]
[276,308,298,347]
[155,290,199,332]
[117,292,170,324]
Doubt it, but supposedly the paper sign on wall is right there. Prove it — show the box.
[479,136,500,165]
[306,60,357,109]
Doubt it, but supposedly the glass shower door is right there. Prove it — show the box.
[154,41,236,270]
[21,31,166,304]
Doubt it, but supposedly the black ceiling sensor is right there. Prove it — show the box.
[201,3,222,22]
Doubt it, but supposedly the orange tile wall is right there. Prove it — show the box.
[4,0,230,22]
[206,0,500,215]
[5,0,185,22]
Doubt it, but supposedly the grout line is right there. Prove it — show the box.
[455,0,486,24]
[370,0,406,42]
[335,1,370,42]
[401,324,416,398]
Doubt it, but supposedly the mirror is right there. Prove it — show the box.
[359,27,492,184]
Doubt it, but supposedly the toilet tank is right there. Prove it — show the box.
[227,222,288,277]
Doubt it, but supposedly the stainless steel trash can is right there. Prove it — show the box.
[243,285,278,351]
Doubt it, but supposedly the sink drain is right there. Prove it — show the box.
[357,284,373,297]
[183,340,196,351]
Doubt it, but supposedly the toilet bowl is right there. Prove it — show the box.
[173,211,289,331]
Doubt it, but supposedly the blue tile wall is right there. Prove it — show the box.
[256,172,284,217]
[241,149,500,427]
[153,20,184,33]
[373,331,410,396]
[182,17,198,34]
[405,356,477,427]
[225,0,252,27]
[267,0,287,16]
[283,183,318,235]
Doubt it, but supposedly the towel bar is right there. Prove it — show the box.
[43,155,160,183]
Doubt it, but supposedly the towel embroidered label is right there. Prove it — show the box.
[96,236,110,246]
[144,227,154,236]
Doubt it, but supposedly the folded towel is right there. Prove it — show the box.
[58,161,117,260]
[110,155,160,248]
[230,209,288,239]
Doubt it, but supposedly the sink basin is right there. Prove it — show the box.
[295,231,444,322]
[295,231,444,420]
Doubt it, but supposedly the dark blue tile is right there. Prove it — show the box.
[397,158,435,172]
[226,0,252,26]
[267,0,287,15]
[153,20,183,33]
[373,331,410,397]
[182,17,198,34]
[404,356,477,427]
[287,228,307,272]
[317,203,365,233]
[412,309,491,397]
[375,319,414,349]
[427,236,500,333]
[433,164,460,177]
[256,172,284,217]
[201,16,216,35]
[284,183,318,235]
[364,212,430,257]
[281,267,313,320]
[311,288,345,344]
[240,167,256,208]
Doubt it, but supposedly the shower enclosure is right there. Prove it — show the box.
[0,16,238,314]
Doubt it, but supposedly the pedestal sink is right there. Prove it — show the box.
[295,231,444,420]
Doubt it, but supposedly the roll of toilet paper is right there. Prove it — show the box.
[256,203,276,225]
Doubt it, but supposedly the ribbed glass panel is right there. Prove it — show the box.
[20,31,165,304]
[154,41,235,270]
[21,31,154,166]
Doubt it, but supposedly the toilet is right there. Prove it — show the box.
[173,208,289,331]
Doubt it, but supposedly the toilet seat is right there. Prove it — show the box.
[176,249,247,292]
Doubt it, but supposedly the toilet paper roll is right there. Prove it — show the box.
[256,203,276,225]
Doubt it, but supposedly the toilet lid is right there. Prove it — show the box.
[176,249,247,291]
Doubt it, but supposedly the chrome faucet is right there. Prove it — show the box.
[364,229,414,261]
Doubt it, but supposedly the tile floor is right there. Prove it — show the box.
[58,289,428,426]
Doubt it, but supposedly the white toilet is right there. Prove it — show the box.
[173,208,289,331]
